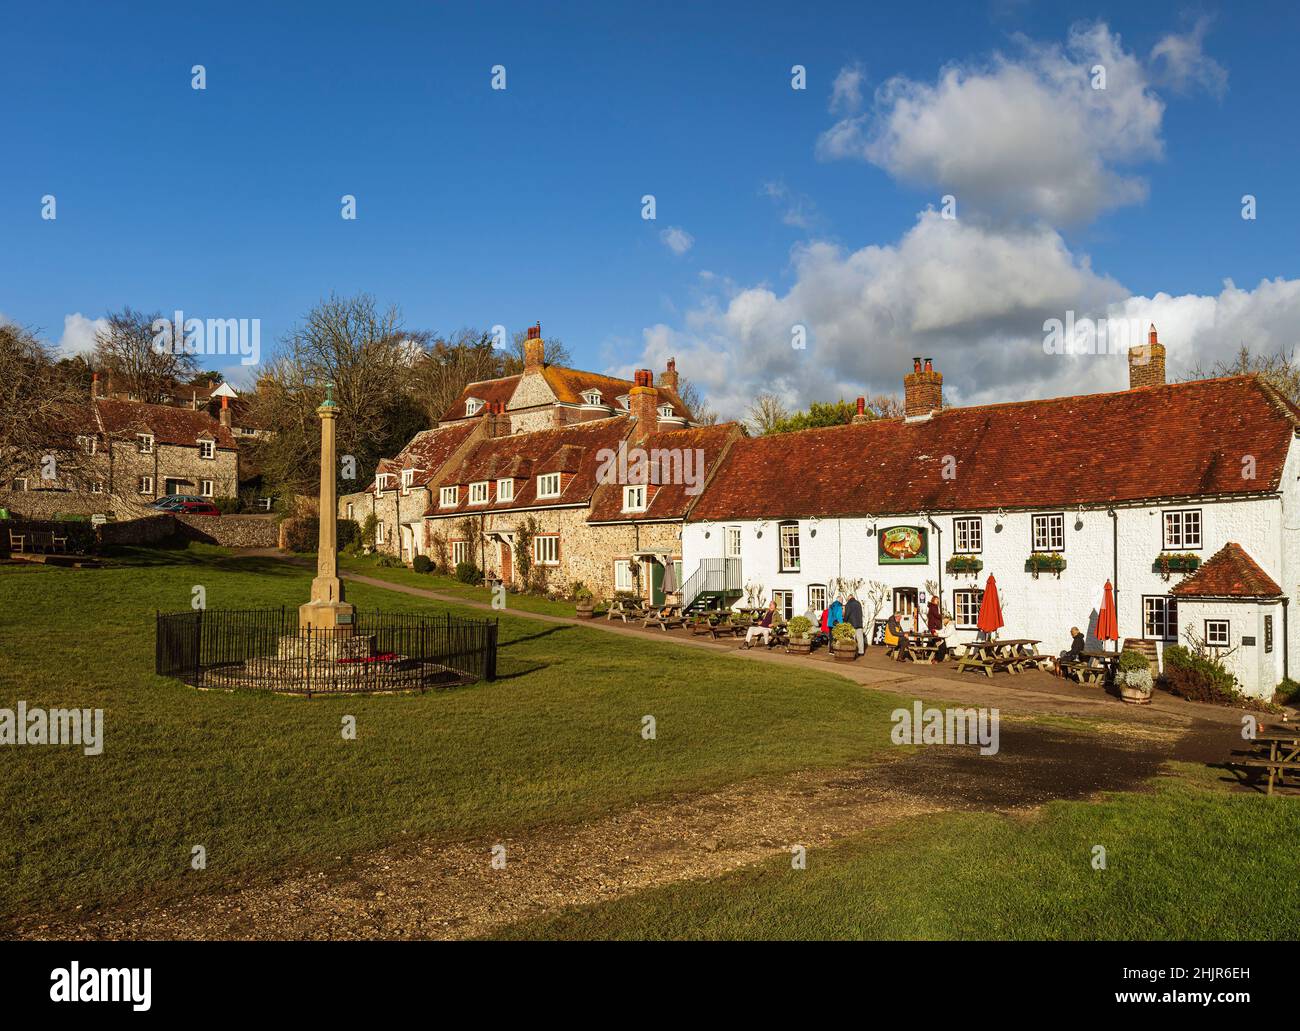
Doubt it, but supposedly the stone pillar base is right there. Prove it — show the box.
[298,600,355,634]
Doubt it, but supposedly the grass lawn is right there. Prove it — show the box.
[493,765,1300,940]
[337,553,595,618]
[0,544,906,923]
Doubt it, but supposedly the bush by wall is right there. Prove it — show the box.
[455,562,483,585]
[412,554,432,574]
[1161,645,1242,706]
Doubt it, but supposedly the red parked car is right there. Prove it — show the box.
[178,502,221,516]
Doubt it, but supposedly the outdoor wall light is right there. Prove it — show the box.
[1075,506,1085,531]
[995,509,1006,532]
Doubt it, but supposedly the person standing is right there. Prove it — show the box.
[845,593,865,654]
[926,597,942,635]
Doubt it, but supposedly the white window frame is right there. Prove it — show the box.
[1142,595,1178,641]
[12,477,28,492]
[954,589,984,629]
[91,481,104,494]
[953,517,982,554]
[137,434,154,454]
[198,439,216,460]
[582,390,603,406]
[77,435,96,456]
[452,540,471,566]
[808,584,827,614]
[496,478,514,502]
[468,481,490,505]
[200,480,214,498]
[439,485,459,508]
[346,503,354,521]
[465,398,484,416]
[623,484,647,512]
[1163,509,1202,550]
[725,526,742,559]
[537,473,561,499]
[401,469,415,495]
[657,404,674,418]
[534,534,560,565]
[376,520,386,545]
[1205,619,1230,648]
[376,473,393,494]
[1031,513,1065,552]
[778,522,800,573]
[139,476,154,495]
[616,395,630,410]
[772,590,794,621]
[614,559,634,591]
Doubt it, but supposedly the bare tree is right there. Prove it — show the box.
[245,294,429,494]
[676,376,718,425]
[407,327,505,423]
[866,393,904,418]
[501,329,571,373]
[1189,345,1300,404]
[92,307,196,403]
[0,324,96,490]
[746,392,789,435]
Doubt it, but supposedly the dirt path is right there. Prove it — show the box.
[17,722,1199,941]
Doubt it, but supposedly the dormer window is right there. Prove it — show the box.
[623,485,647,512]
[440,485,459,508]
[658,404,674,419]
[537,472,561,499]
[465,397,484,416]
[469,481,490,505]
[496,478,515,502]
[137,434,154,454]
[400,469,414,494]
[582,390,603,406]
[198,439,216,460]
[616,395,630,410]
[376,473,393,494]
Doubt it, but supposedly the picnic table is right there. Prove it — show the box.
[606,598,649,623]
[955,638,1046,677]
[889,632,943,662]
[643,606,685,632]
[691,611,742,639]
[8,529,68,554]
[1058,648,1119,685]
[1234,726,1300,795]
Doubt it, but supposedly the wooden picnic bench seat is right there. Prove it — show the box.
[8,529,25,553]
[643,609,684,632]
[1233,758,1300,796]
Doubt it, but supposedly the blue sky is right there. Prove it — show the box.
[3,1,1298,415]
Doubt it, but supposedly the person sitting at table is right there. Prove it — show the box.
[744,600,777,648]
[885,612,906,659]
[931,614,954,664]
[1055,626,1086,673]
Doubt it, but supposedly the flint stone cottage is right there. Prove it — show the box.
[342,326,739,603]
[682,331,1300,699]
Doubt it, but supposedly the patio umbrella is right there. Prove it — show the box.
[977,574,1004,637]
[1096,580,1119,651]
[661,558,677,595]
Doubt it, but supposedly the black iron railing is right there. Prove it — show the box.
[156,607,498,695]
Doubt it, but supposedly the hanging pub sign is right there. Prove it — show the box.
[878,525,928,565]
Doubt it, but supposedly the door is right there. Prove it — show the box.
[499,539,513,585]
[399,525,413,560]
[893,588,919,630]
[165,479,184,496]
[651,561,665,606]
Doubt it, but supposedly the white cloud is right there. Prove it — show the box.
[659,226,694,255]
[818,23,1167,226]
[56,313,108,357]
[1150,17,1228,99]
[829,62,866,114]
[760,180,817,229]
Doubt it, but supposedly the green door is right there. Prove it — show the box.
[651,561,665,606]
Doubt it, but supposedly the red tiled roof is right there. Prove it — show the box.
[588,423,743,522]
[439,375,521,423]
[425,416,633,516]
[689,376,1299,521]
[94,398,237,450]
[368,421,479,493]
[1173,542,1283,598]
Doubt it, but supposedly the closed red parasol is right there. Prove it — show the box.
[977,574,1004,635]
[1097,580,1119,650]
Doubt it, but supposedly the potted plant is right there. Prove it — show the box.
[574,584,595,619]
[1116,649,1154,704]
[786,615,813,654]
[831,621,859,662]
[946,555,983,577]
[1156,552,1200,581]
[1026,552,1066,579]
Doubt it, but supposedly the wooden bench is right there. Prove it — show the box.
[8,530,25,553]
[643,609,684,632]
[1234,759,1300,796]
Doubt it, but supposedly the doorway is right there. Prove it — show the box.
[499,538,513,585]
[893,587,919,626]
[650,560,665,606]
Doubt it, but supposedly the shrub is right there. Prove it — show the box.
[412,554,432,574]
[337,518,361,553]
[1117,649,1149,673]
[1274,678,1300,706]
[359,514,378,553]
[1162,645,1242,705]
[787,615,813,639]
[375,553,402,568]
[831,621,857,643]
[212,496,241,514]
[455,562,483,585]
[280,516,319,553]
[573,584,593,602]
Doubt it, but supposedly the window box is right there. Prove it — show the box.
[1025,552,1066,579]
[1155,552,1200,581]
[945,555,983,578]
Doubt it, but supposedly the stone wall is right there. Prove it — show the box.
[339,487,429,558]
[95,512,279,549]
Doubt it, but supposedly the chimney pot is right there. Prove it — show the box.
[852,395,871,424]
[913,357,922,373]
[1129,326,1167,389]
[924,358,933,372]
[904,359,943,421]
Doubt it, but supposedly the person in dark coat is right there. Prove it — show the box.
[845,594,865,654]
[925,597,942,634]
[1056,626,1086,674]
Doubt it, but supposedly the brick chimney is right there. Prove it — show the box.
[1129,324,1167,389]
[219,394,232,428]
[904,357,942,421]
[524,323,545,372]
[852,396,871,424]
[91,371,100,400]
[629,369,658,437]
[659,357,679,392]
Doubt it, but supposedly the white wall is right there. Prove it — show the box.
[683,489,1294,697]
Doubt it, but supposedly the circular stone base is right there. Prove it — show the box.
[200,657,469,695]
